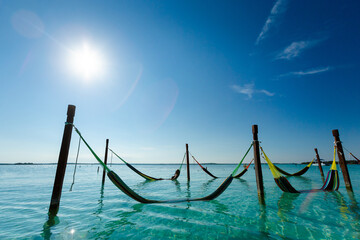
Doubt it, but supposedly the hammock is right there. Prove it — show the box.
[109,149,185,181]
[274,159,314,176]
[342,145,360,163]
[71,124,254,203]
[107,170,233,203]
[190,155,253,179]
[349,152,360,163]
[233,159,254,178]
[260,146,339,193]
[190,154,218,178]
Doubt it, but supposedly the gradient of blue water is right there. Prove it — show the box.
[0,164,359,239]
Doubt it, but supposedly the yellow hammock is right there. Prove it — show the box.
[260,146,339,193]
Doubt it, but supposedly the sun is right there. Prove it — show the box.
[68,42,104,81]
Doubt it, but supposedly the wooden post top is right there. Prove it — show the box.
[332,129,339,137]
[67,105,76,117]
[252,125,258,135]
[66,105,76,123]
[314,148,318,153]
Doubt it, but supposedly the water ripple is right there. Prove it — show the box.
[1,164,360,239]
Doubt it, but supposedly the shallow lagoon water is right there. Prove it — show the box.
[0,163,359,239]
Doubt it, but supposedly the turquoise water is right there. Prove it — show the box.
[0,163,359,239]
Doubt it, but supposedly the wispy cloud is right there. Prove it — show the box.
[231,84,275,99]
[259,89,275,96]
[278,66,332,78]
[232,84,255,98]
[275,39,324,60]
[255,0,288,45]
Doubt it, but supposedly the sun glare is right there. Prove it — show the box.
[69,42,104,81]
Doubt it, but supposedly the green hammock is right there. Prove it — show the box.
[107,170,234,203]
[273,159,314,176]
[70,124,253,203]
[261,146,339,193]
[109,149,184,181]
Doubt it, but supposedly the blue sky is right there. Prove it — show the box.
[0,0,359,164]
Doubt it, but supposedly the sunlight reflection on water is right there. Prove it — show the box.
[0,164,359,239]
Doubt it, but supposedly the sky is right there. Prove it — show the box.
[0,0,359,164]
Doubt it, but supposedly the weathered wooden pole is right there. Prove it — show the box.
[314,148,324,178]
[186,143,190,181]
[252,125,264,203]
[49,105,76,216]
[333,129,353,191]
[101,139,109,185]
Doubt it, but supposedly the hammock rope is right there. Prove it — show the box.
[260,146,339,193]
[233,158,254,178]
[189,144,254,179]
[71,125,110,171]
[190,153,218,178]
[169,153,186,180]
[274,159,314,176]
[178,152,186,171]
[110,151,113,167]
[231,142,253,177]
[68,123,239,203]
[341,144,360,163]
[69,135,81,191]
[108,148,164,181]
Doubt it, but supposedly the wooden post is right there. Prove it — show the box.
[333,129,353,191]
[186,143,190,181]
[314,148,324,178]
[102,139,109,185]
[252,125,264,203]
[49,105,76,215]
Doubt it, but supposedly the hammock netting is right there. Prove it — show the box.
[107,170,234,203]
[274,159,314,176]
[261,146,339,193]
[70,124,253,203]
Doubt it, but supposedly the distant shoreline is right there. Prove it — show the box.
[302,160,359,165]
[0,162,322,165]
[1,161,359,165]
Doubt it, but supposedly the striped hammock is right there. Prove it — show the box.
[260,146,339,193]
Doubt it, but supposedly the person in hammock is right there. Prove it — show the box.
[171,169,180,180]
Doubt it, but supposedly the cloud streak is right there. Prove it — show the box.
[275,39,324,60]
[278,66,331,78]
[231,84,275,99]
[259,89,275,96]
[255,0,288,45]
